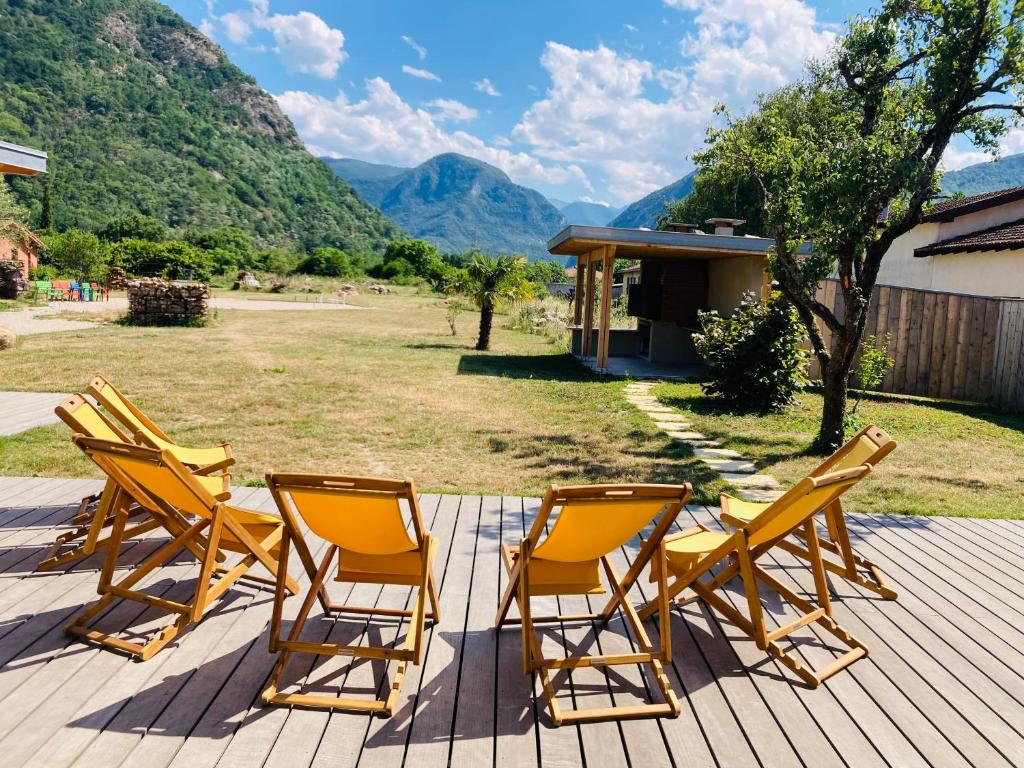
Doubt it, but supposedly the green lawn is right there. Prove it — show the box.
[653,382,1024,518]
[0,290,724,501]
[1,290,1021,516]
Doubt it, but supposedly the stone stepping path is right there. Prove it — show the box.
[623,381,784,502]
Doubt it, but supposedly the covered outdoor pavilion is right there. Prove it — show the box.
[0,140,47,177]
[547,222,778,376]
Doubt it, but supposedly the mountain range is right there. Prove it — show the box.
[0,0,399,253]
[941,152,1024,197]
[326,153,566,259]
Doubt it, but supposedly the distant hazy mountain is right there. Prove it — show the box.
[329,152,566,259]
[609,173,698,229]
[941,153,1024,197]
[560,201,622,226]
[547,197,570,210]
[321,158,410,208]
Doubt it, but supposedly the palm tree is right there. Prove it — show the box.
[462,252,532,351]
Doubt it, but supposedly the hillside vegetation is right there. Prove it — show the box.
[0,0,400,252]
[328,153,566,260]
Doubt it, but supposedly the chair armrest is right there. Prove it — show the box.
[663,524,711,543]
[192,456,236,475]
[720,512,750,530]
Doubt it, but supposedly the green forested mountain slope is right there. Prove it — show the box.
[608,173,697,229]
[0,0,400,252]
[329,152,566,260]
[321,158,410,208]
[941,153,1024,197]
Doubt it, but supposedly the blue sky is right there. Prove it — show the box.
[168,0,1017,207]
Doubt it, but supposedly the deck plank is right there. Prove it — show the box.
[0,479,1020,767]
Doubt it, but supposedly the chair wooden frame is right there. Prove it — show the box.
[495,483,691,726]
[262,473,441,716]
[640,467,872,688]
[87,374,235,472]
[37,394,231,572]
[65,437,297,661]
[725,425,898,600]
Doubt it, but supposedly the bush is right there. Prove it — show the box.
[108,239,213,281]
[693,291,808,412]
[29,264,59,281]
[185,227,255,273]
[253,248,302,275]
[40,229,108,281]
[96,213,167,243]
[299,246,355,277]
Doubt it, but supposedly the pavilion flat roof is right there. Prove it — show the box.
[547,224,792,260]
[0,140,47,176]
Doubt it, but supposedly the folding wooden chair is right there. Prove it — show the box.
[495,483,691,726]
[37,394,231,572]
[65,437,297,661]
[722,425,897,599]
[87,374,234,470]
[639,467,872,688]
[262,473,441,715]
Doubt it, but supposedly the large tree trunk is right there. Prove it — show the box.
[818,363,849,453]
[476,300,494,350]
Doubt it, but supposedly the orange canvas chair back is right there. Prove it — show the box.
[743,466,870,551]
[818,425,895,475]
[274,476,421,555]
[76,437,218,522]
[54,394,132,444]
[87,374,172,447]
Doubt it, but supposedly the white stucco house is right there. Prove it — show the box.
[876,186,1024,298]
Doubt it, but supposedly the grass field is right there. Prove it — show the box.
[0,290,724,501]
[2,289,1021,516]
[654,382,1024,518]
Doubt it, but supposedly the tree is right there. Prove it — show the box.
[0,177,28,242]
[299,246,354,277]
[96,213,167,243]
[185,226,254,272]
[660,167,767,236]
[461,252,532,351]
[383,239,444,280]
[41,229,107,280]
[691,0,1024,451]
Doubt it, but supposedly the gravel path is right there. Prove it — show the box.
[0,296,360,336]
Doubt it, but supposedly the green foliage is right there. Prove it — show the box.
[108,238,212,281]
[97,213,167,243]
[383,239,443,277]
[661,167,768,236]
[185,226,254,274]
[299,246,358,277]
[693,292,809,413]
[29,264,59,281]
[253,247,302,276]
[689,0,1024,450]
[941,152,1024,197]
[40,229,107,280]
[0,178,28,241]
[523,260,567,285]
[846,334,896,434]
[459,252,533,350]
[0,0,401,252]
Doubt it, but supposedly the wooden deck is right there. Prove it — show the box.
[0,392,69,436]
[1,476,1023,767]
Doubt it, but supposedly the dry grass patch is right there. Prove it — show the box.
[0,291,721,499]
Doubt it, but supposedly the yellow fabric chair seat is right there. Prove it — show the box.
[526,557,604,596]
[219,506,283,554]
[338,546,422,579]
[158,440,230,469]
[663,530,730,576]
[721,495,770,524]
[195,474,229,499]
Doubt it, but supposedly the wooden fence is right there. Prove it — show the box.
[809,279,1024,411]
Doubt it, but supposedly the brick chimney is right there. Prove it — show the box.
[665,221,703,233]
[705,217,746,236]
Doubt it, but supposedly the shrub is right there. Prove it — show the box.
[185,227,255,273]
[96,213,167,243]
[693,291,808,412]
[29,264,59,281]
[299,246,354,277]
[40,229,108,281]
[109,239,213,281]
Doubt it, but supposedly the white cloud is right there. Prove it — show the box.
[624,23,638,32]
[276,78,591,193]
[402,65,442,82]
[425,98,478,122]
[473,78,502,97]
[942,128,1024,170]
[215,2,346,78]
[510,0,835,203]
[402,35,427,60]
